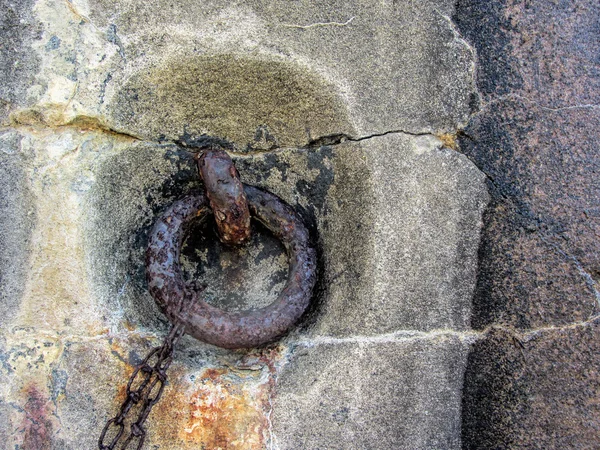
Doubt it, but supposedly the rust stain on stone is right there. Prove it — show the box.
[109,340,136,405]
[150,347,288,449]
[21,383,53,450]
[104,340,285,448]
[181,374,266,448]
[123,320,137,331]
[437,132,459,150]
[160,367,268,449]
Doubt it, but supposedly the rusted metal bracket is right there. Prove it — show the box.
[196,146,251,246]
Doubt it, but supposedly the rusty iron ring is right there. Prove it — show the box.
[146,185,317,349]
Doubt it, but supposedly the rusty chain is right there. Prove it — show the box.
[98,322,185,450]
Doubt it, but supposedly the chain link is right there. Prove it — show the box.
[98,323,185,450]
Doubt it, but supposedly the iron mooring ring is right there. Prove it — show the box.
[145,184,317,349]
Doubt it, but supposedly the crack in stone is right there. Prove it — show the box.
[176,128,440,158]
[292,316,600,348]
[281,17,355,29]
[4,121,438,153]
[3,122,142,142]
[351,128,435,142]
[304,128,435,149]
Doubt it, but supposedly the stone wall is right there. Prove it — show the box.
[0,1,488,448]
[455,1,600,448]
[3,0,596,449]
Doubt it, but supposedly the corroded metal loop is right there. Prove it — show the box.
[197,146,251,246]
[146,185,317,349]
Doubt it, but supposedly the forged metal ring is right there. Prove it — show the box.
[146,185,317,349]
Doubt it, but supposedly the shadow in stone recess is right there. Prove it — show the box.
[180,217,289,313]
[84,140,372,347]
[106,54,353,149]
[85,53,369,346]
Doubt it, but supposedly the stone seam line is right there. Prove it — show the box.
[6,315,600,349]
[1,122,436,148]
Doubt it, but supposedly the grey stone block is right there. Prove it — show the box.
[95,0,474,144]
[83,132,488,341]
[0,130,35,327]
[6,0,475,147]
[0,0,40,124]
[0,0,487,448]
[308,134,488,336]
[272,335,469,450]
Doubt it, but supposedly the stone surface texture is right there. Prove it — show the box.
[2,0,475,145]
[273,336,469,450]
[455,0,600,448]
[0,0,41,123]
[0,0,492,449]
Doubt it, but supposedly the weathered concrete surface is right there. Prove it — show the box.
[0,131,35,328]
[455,0,600,447]
[0,0,41,123]
[273,335,470,450]
[0,128,486,448]
[236,134,488,337]
[0,0,489,448]
[3,0,475,146]
[311,134,487,336]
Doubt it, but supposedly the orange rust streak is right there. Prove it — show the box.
[109,340,137,405]
[154,367,269,449]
